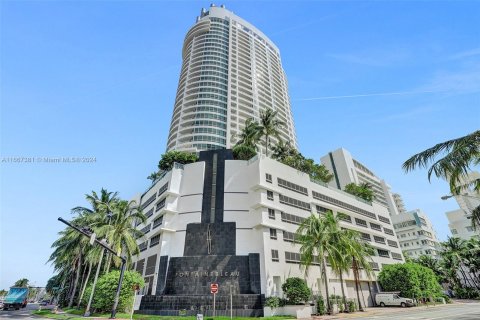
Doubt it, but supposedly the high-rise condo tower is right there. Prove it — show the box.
[166,5,297,152]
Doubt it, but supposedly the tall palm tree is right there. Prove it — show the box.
[343,230,374,311]
[325,213,352,312]
[441,237,479,289]
[96,200,146,269]
[73,189,119,316]
[258,108,285,156]
[234,118,261,148]
[296,212,341,314]
[402,130,480,193]
[271,139,297,161]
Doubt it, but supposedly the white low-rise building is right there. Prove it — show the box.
[132,152,403,316]
[445,172,480,240]
[392,209,442,259]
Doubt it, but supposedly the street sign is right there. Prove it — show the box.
[89,232,96,245]
[210,283,218,294]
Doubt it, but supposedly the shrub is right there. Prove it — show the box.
[265,296,280,315]
[158,151,198,171]
[281,277,311,305]
[83,270,144,313]
[378,262,442,299]
[454,286,480,299]
[265,296,280,309]
[232,144,257,160]
[347,300,356,312]
[316,296,326,315]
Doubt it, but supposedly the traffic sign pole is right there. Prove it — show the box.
[213,292,216,317]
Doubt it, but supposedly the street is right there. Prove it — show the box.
[0,303,40,319]
[326,301,480,320]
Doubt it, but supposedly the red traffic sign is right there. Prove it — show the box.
[210,283,218,294]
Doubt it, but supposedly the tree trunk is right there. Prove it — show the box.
[85,248,105,316]
[68,254,82,307]
[77,262,92,308]
[353,259,364,311]
[265,135,269,156]
[104,253,111,274]
[339,272,347,312]
[367,281,375,307]
[322,257,331,313]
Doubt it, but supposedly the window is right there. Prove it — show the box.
[155,199,166,212]
[355,218,368,228]
[394,220,416,229]
[388,240,399,248]
[370,262,380,271]
[283,231,297,243]
[374,236,386,244]
[312,191,376,219]
[285,251,301,264]
[281,211,306,225]
[361,233,371,241]
[139,241,148,252]
[384,228,394,236]
[279,194,311,211]
[153,215,163,229]
[140,224,151,236]
[158,183,169,197]
[338,213,352,223]
[150,235,160,247]
[145,208,154,219]
[277,178,308,195]
[266,173,272,183]
[378,215,391,224]
[466,226,473,232]
[316,205,329,214]
[271,249,279,262]
[370,223,382,231]
[270,228,277,240]
[141,194,156,210]
[268,208,275,219]
[267,191,274,200]
[377,249,390,258]
[451,229,458,234]
[392,252,403,260]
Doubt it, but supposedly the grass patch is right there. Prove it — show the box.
[33,309,295,320]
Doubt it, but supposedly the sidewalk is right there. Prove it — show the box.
[310,303,452,319]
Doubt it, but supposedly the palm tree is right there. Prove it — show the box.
[441,237,479,290]
[271,139,297,161]
[72,189,119,316]
[345,231,374,311]
[402,130,480,193]
[233,118,261,148]
[13,279,29,287]
[96,200,146,269]
[296,212,340,314]
[325,213,352,312]
[471,206,480,231]
[258,108,285,156]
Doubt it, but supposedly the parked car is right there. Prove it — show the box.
[376,292,415,307]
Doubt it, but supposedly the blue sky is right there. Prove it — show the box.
[1,0,479,289]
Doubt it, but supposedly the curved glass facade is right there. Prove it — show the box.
[167,6,297,153]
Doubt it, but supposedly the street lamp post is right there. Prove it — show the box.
[58,217,127,319]
[441,193,480,201]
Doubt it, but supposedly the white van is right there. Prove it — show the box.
[375,292,415,307]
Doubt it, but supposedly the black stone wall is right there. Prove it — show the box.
[155,255,169,295]
[183,223,236,256]
[164,255,260,295]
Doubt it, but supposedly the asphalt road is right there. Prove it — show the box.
[332,302,480,320]
[0,303,41,319]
